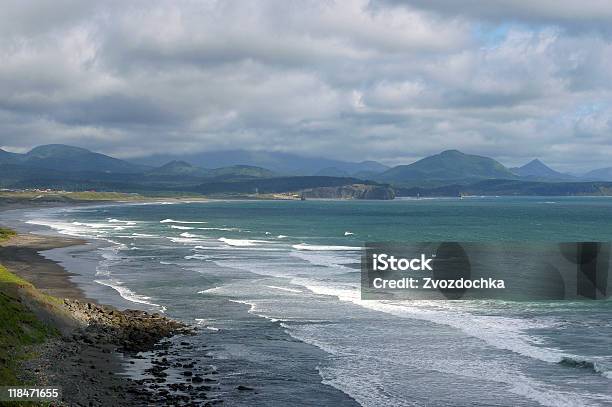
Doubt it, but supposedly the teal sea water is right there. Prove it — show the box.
[17,197,612,406]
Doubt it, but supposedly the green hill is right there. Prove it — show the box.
[9,144,145,173]
[510,159,574,180]
[378,150,516,184]
[146,161,210,177]
[206,165,277,179]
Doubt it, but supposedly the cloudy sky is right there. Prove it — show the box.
[1,0,611,172]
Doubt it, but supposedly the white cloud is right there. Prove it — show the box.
[0,0,611,172]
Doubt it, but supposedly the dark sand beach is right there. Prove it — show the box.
[0,197,217,406]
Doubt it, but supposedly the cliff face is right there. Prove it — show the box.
[301,184,395,200]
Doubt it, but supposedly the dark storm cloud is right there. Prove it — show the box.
[0,0,611,172]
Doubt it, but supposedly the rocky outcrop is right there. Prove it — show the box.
[300,183,395,200]
[63,299,193,352]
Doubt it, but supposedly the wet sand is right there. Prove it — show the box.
[0,233,92,300]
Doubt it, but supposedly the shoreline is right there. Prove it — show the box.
[0,198,220,406]
[1,196,366,406]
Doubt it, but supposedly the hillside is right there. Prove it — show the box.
[206,165,277,179]
[378,150,516,184]
[190,176,381,195]
[314,167,351,177]
[511,159,572,180]
[130,149,389,176]
[396,179,612,197]
[582,167,612,182]
[0,144,144,173]
[145,161,210,177]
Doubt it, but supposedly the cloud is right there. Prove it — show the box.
[377,0,612,32]
[0,0,611,172]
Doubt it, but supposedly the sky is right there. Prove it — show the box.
[1,0,611,173]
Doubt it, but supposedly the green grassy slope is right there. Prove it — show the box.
[0,229,60,388]
[0,264,58,386]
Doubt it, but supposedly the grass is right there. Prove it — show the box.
[0,189,212,201]
[0,264,59,387]
[0,227,16,242]
[0,190,143,201]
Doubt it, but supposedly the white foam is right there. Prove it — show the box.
[26,219,98,238]
[167,237,206,244]
[72,221,134,230]
[180,232,200,238]
[265,285,302,293]
[291,278,579,366]
[94,279,164,312]
[169,225,195,230]
[290,250,356,271]
[219,237,267,247]
[160,219,207,224]
[198,227,239,231]
[198,286,223,294]
[292,243,360,251]
[344,231,354,236]
[277,235,287,239]
[195,319,221,331]
[107,218,137,225]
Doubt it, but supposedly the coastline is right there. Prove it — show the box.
[0,198,220,406]
[1,197,365,407]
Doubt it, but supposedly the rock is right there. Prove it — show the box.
[300,183,395,200]
[61,299,194,353]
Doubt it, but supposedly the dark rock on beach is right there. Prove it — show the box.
[63,299,194,352]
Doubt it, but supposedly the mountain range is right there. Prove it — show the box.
[130,149,389,177]
[2,144,612,196]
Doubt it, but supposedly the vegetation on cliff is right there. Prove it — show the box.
[0,263,59,385]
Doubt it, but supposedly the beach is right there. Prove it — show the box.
[0,197,220,406]
[0,197,364,406]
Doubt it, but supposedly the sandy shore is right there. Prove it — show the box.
[0,198,218,406]
[0,233,91,301]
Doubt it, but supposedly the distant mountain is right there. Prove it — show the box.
[510,159,573,180]
[343,160,390,175]
[206,165,276,179]
[0,148,20,163]
[314,167,351,177]
[146,161,209,177]
[0,144,144,173]
[4,144,612,198]
[130,150,389,176]
[582,167,612,182]
[377,150,516,184]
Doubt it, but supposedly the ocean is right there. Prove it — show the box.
[7,197,612,406]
